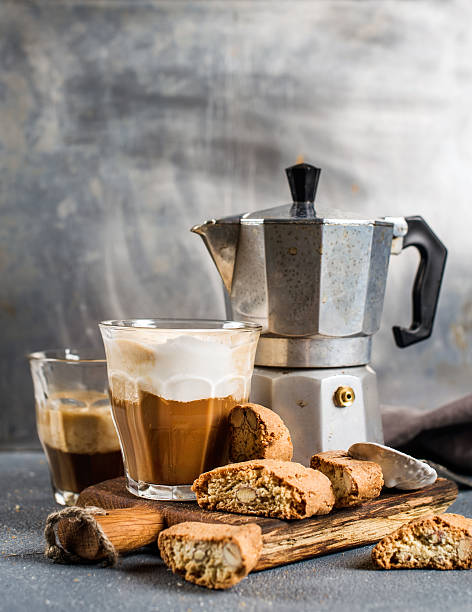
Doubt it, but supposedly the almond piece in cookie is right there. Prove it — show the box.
[372,514,472,570]
[192,459,335,519]
[310,450,383,508]
[229,403,293,463]
[158,522,262,589]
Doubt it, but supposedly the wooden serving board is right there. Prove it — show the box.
[78,477,457,571]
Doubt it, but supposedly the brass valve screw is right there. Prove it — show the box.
[333,386,355,407]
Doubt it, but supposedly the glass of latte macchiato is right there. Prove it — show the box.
[28,349,124,506]
[99,319,261,501]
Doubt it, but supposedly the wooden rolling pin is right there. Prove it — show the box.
[44,506,165,565]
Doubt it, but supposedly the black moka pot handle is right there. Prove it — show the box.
[393,216,447,348]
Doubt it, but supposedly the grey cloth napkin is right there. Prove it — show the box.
[382,393,472,486]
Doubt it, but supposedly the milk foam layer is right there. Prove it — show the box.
[104,333,257,403]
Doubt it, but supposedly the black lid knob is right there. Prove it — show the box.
[285,163,321,203]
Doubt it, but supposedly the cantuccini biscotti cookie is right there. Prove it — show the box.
[310,450,383,508]
[192,459,335,519]
[372,514,472,570]
[229,403,293,463]
[158,522,262,589]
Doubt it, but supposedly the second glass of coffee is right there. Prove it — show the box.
[99,319,261,500]
[29,349,124,506]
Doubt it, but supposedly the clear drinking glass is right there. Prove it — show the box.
[28,349,124,506]
[99,319,261,501]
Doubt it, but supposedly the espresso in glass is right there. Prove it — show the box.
[29,350,123,505]
[38,391,122,493]
[100,319,261,501]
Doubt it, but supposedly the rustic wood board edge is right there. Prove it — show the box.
[78,477,458,571]
[256,479,457,570]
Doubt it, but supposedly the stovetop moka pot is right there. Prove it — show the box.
[192,163,447,368]
[192,162,447,461]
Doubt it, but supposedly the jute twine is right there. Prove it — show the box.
[44,506,118,567]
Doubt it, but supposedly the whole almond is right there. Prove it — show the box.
[230,407,245,428]
[236,486,256,503]
[245,409,258,431]
[458,538,472,561]
[222,542,242,568]
[193,548,206,561]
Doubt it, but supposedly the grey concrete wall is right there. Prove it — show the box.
[1,0,471,446]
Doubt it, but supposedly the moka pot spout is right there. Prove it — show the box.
[191,215,241,294]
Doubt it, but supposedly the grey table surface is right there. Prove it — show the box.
[1,452,471,612]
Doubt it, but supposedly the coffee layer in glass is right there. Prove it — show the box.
[100,319,261,501]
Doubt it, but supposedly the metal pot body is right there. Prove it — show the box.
[193,163,447,366]
[229,220,393,366]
